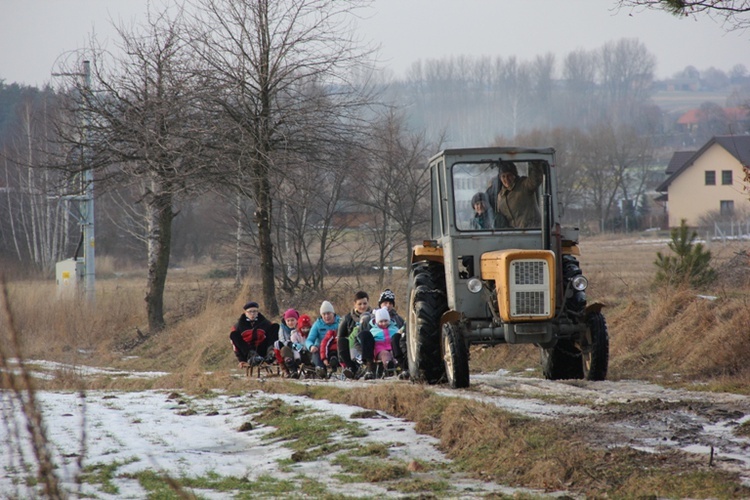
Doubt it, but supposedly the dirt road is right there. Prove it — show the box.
[449,372,750,485]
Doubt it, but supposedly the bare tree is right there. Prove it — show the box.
[560,49,599,130]
[580,122,654,231]
[598,39,655,122]
[695,101,733,142]
[498,57,533,138]
[617,0,750,31]
[530,53,557,130]
[53,8,208,332]
[268,148,354,292]
[186,0,376,315]
[363,110,435,280]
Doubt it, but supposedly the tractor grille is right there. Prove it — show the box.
[513,261,545,285]
[510,259,550,317]
[514,291,546,314]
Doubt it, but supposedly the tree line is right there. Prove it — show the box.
[1,0,748,333]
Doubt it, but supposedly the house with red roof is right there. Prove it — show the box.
[675,107,750,134]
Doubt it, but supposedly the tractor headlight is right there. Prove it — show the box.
[572,275,588,291]
[467,277,483,293]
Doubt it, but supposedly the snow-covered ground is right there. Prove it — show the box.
[1,361,555,499]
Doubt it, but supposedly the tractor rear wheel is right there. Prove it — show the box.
[407,261,448,383]
[442,323,469,388]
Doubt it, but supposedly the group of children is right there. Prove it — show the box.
[229,289,407,380]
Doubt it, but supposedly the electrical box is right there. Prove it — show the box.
[56,258,84,297]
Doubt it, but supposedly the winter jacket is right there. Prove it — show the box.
[387,310,405,329]
[290,329,308,350]
[278,322,294,344]
[320,329,338,361]
[337,309,370,370]
[338,309,370,339]
[369,318,399,357]
[229,312,278,363]
[306,315,341,350]
[469,192,493,230]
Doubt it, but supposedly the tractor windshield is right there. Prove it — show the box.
[453,160,546,231]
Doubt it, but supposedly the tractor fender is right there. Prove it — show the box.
[440,310,461,329]
[411,244,444,265]
[585,301,606,317]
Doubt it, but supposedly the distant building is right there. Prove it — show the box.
[656,135,750,227]
[663,77,701,92]
[675,107,750,134]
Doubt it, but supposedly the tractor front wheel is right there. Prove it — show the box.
[581,312,609,381]
[442,323,469,388]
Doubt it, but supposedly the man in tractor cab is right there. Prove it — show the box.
[486,160,543,229]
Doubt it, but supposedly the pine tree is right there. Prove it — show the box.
[654,219,717,288]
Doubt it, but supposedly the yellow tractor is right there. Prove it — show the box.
[406,147,608,388]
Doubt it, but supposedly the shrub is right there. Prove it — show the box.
[654,219,716,288]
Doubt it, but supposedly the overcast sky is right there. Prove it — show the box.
[0,0,747,88]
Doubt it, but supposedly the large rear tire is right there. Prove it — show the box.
[442,323,469,388]
[407,261,448,383]
[541,339,584,380]
[581,312,609,381]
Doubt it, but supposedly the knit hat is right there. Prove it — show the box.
[298,315,312,331]
[243,301,259,310]
[471,192,489,206]
[283,308,299,320]
[374,308,390,323]
[378,289,395,306]
[499,161,518,176]
[320,300,335,315]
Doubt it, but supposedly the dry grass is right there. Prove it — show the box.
[583,234,750,384]
[3,280,146,366]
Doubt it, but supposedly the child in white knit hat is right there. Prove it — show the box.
[368,307,398,376]
[305,300,341,372]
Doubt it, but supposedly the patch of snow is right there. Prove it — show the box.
[4,358,169,380]
[1,388,531,498]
